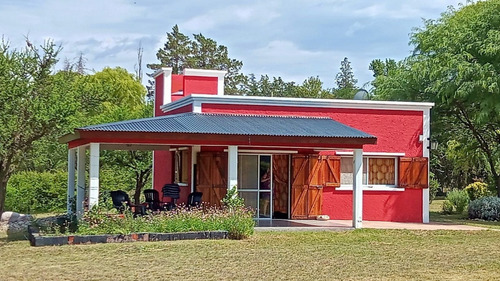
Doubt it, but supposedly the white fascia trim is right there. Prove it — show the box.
[153,67,173,78]
[183,68,227,78]
[160,94,434,113]
[334,151,406,156]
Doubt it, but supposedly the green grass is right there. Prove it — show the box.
[430,199,500,229]
[1,229,500,280]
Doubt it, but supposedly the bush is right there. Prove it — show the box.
[464,182,490,201]
[429,174,440,203]
[446,189,469,213]
[468,196,500,221]
[5,171,68,213]
[442,200,454,214]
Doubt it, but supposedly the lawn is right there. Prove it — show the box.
[2,229,500,280]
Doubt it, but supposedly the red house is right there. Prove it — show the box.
[62,68,433,228]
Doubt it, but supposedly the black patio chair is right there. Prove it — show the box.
[187,192,203,208]
[110,190,131,213]
[143,189,163,211]
[162,183,180,210]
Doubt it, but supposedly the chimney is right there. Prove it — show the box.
[153,67,172,117]
[154,68,227,116]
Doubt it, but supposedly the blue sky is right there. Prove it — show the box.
[1,0,466,89]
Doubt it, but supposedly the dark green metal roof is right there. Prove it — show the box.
[80,113,375,139]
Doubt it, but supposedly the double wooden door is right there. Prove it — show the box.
[291,155,340,219]
[196,152,227,207]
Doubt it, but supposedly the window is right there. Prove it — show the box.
[340,156,396,187]
[174,149,189,184]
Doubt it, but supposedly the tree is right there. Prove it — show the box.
[371,1,500,194]
[147,25,244,96]
[335,57,357,88]
[0,39,79,215]
[295,76,331,98]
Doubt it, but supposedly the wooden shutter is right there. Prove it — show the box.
[291,154,323,219]
[399,157,429,189]
[196,152,228,206]
[320,155,341,187]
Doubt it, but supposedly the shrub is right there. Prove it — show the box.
[5,171,68,213]
[468,196,500,221]
[464,182,490,201]
[442,200,454,214]
[429,174,440,203]
[221,186,245,210]
[446,189,469,213]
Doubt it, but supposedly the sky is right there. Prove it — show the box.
[1,0,467,89]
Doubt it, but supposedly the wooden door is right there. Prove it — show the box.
[291,155,323,219]
[272,155,289,218]
[196,152,228,207]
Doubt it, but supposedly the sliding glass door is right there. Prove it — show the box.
[238,155,272,219]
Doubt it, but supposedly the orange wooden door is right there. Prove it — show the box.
[272,155,289,216]
[196,152,228,207]
[291,155,323,219]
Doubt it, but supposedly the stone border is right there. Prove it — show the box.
[28,226,228,247]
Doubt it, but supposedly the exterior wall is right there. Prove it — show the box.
[153,150,191,205]
[202,103,425,222]
[154,75,164,117]
[323,187,423,222]
[164,104,193,116]
[153,151,173,196]
[202,103,423,157]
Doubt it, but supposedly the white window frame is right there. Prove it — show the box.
[338,155,404,191]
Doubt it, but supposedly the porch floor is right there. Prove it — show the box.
[254,219,488,231]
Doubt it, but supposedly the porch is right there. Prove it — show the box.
[60,112,377,228]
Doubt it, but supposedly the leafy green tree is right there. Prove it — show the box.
[148,25,244,96]
[295,76,331,98]
[0,40,79,215]
[334,57,358,98]
[371,1,500,194]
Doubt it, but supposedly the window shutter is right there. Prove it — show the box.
[398,157,429,189]
[321,155,341,187]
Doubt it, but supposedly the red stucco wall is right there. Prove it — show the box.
[154,74,164,117]
[322,187,423,222]
[202,103,423,157]
[202,102,425,222]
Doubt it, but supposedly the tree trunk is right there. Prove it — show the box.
[133,171,144,206]
[0,175,10,217]
[496,175,500,198]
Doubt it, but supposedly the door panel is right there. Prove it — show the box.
[272,155,289,218]
[196,152,228,207]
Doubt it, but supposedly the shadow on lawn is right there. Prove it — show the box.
[0,230,29,243]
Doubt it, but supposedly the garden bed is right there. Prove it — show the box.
[28,225,228,247]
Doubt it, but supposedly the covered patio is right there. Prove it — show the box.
[60,112,376,228]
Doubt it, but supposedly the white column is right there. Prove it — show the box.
[67,148,76,215]
[191,146,201,192]
[227,146,238,191]
[76,146,86,217]
[422,108,431,223]
[353,149,363,229]
[88,143,100,210]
